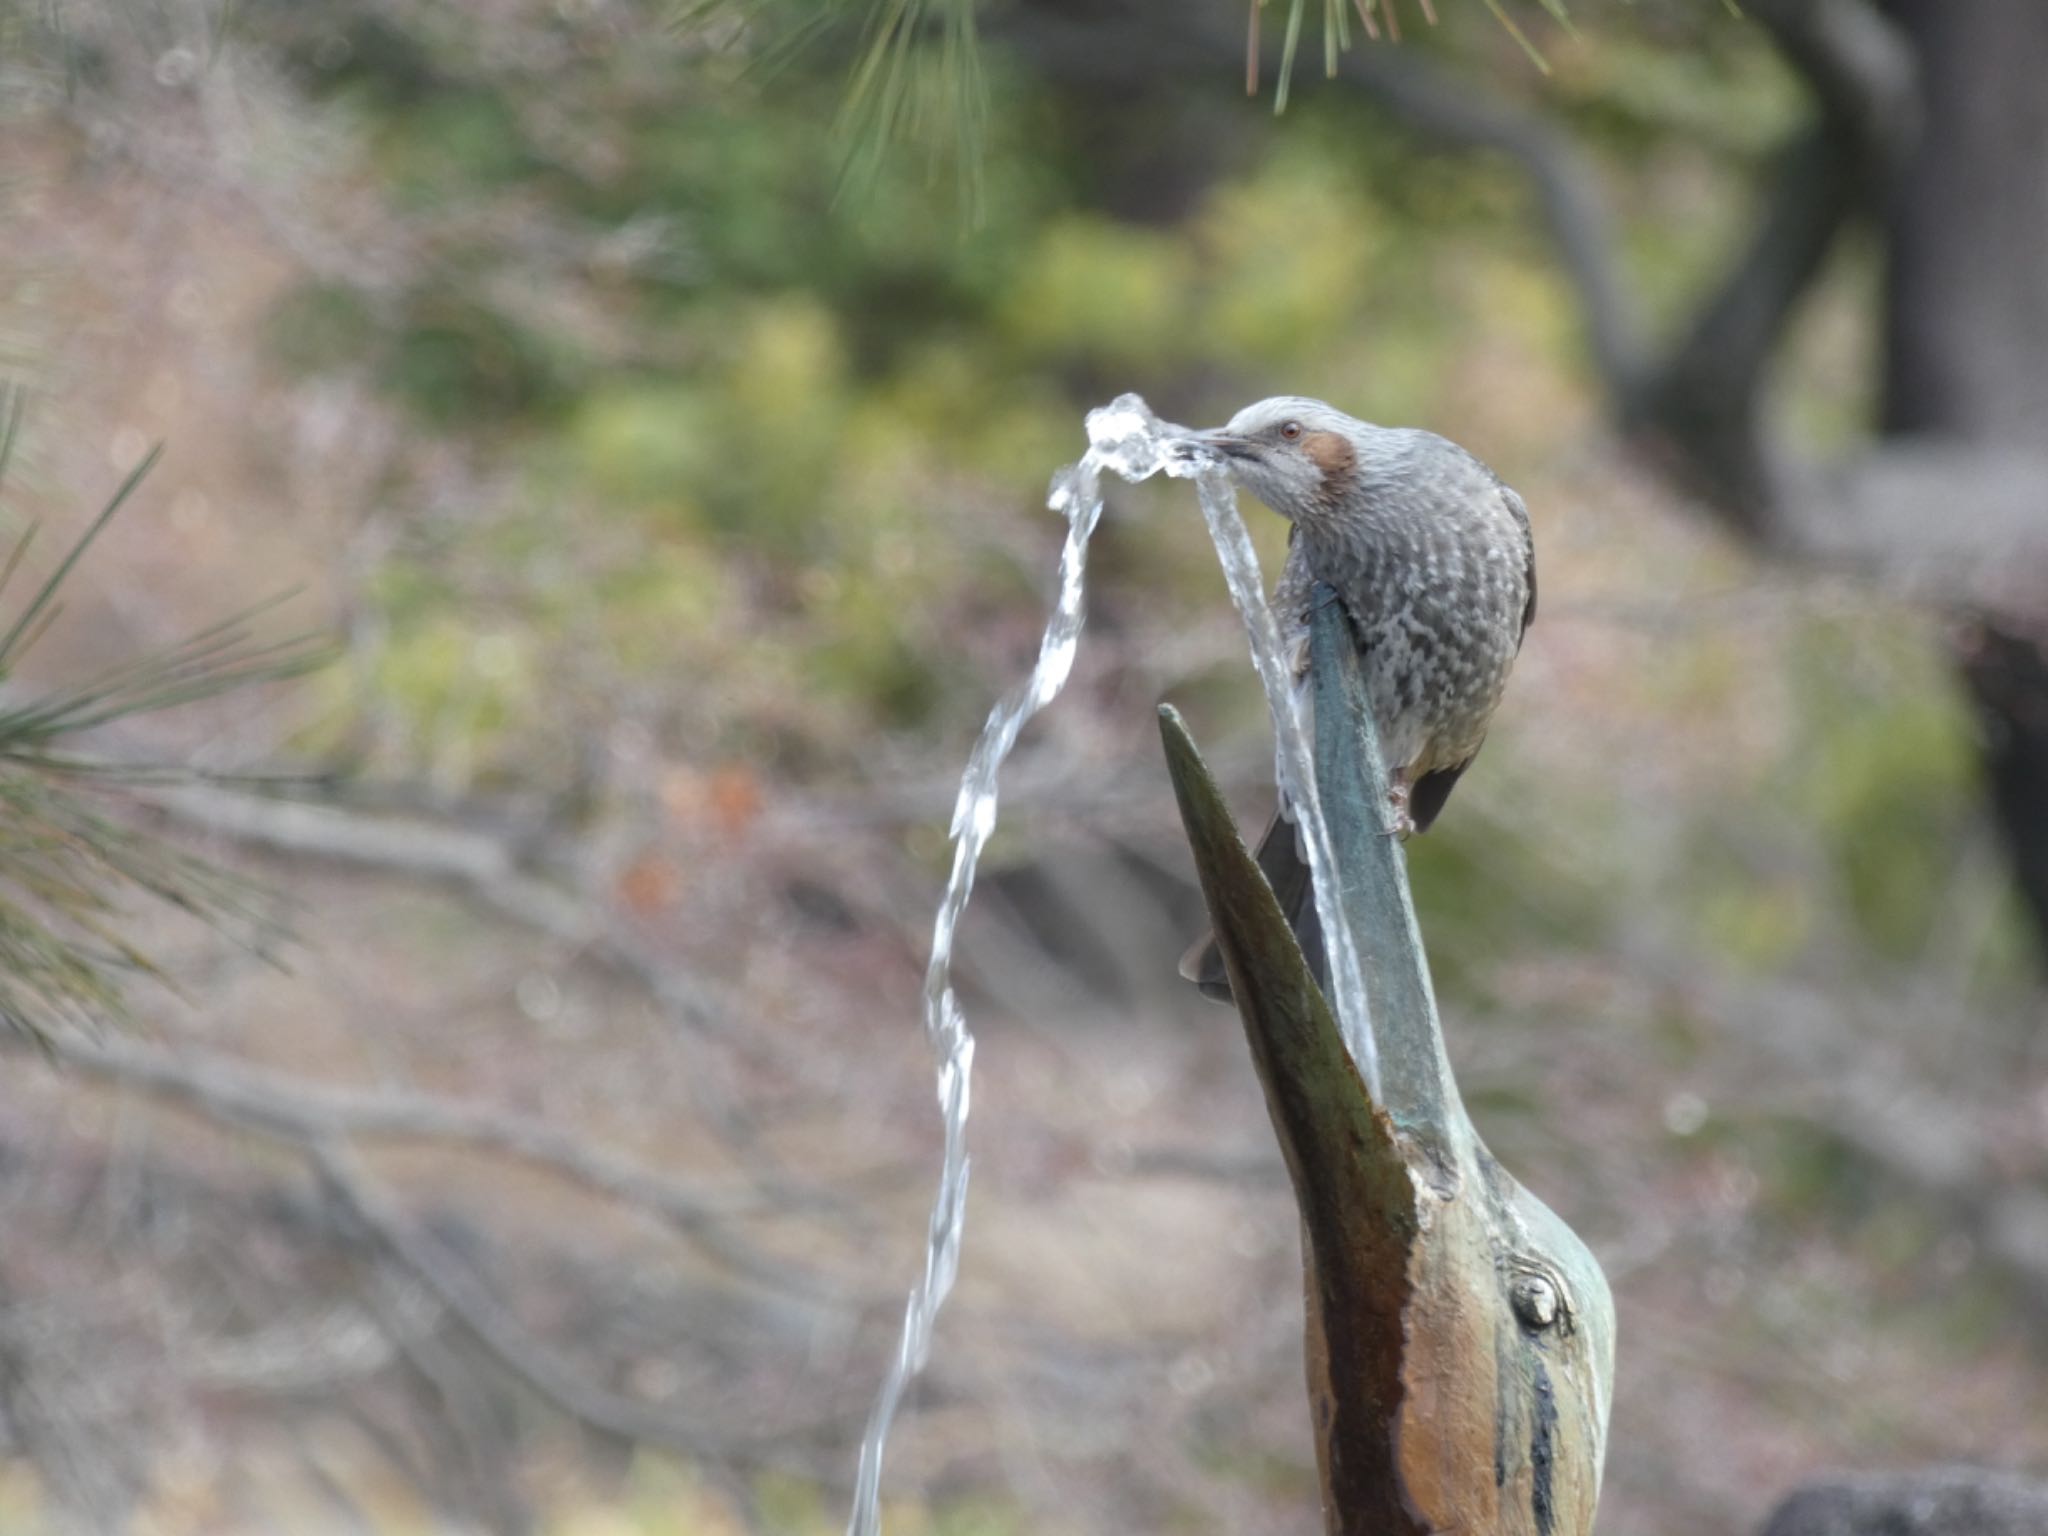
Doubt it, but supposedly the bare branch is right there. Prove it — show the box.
[1632,122,1867,533]
[1810,1064,2048,1325]
[1631,930,2048,1322]
[139,783,850,1191]
[1777,446,2048,622]
[1341,1,1919,540]
[306,1137,823,1465]
[1631,0,1919,531]
[1750,0,1921,162]
[1330,0,2048,643]
[143,784,728,1036]
[12,1031,877,1468]
[22,1030,862,1304]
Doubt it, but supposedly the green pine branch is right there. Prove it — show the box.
[806,0,1572,190]
[0,390,334,1046]
[676,0,1577,205]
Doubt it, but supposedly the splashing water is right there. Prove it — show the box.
[846,394,1378,1536]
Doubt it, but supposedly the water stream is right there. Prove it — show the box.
[845,394,1378,1536]
[1190,469,1381,1098]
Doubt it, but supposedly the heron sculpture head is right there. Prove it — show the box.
[1159,587,1614,1536]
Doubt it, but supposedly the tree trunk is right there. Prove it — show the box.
[1880,0,2048,954]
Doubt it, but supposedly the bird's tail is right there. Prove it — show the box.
[1177,809,1325,1004]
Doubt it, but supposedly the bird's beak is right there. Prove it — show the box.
[1175,428,1258,469]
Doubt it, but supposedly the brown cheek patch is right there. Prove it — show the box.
[1302,430,1355,477]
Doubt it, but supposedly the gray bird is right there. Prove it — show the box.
[1176,396,1536,1001]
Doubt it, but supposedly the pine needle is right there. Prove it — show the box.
[833,0,987,218]
[1273,0,1304,113]
[1482,0,1552,72]
[1247,0,1565,111]
[0,417,334,1046]
[0,442,161,668]
[0,389,23,490]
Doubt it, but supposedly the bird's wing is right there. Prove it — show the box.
[1411,757,1473,832]
[1275,526,1318,683]
[1500,483,1537,641]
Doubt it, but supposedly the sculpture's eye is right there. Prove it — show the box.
[1280,421,1303,441]
[1510,1273,1562,1333]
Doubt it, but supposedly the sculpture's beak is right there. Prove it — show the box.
[1156,590,1615,1536]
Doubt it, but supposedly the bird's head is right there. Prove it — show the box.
[1183,396,1366,521]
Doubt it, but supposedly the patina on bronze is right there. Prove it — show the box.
[1159,589,1613,1536]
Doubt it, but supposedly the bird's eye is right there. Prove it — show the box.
[1510,1274,1559,1332]
[1280,421,1303,441]
[1508,1266,1572,1337]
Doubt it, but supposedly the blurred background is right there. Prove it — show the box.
[2,0,2046,1532]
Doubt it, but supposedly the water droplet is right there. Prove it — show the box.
[153,47,199,88]
[1662,1091,1709,1137]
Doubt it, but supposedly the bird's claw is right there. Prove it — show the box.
[1385,784,1415,841]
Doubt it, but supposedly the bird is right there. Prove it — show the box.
[1174,396,1536,1002]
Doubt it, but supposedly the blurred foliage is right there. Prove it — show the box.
[1789,619,1977,957]
[170,0,2028,1002]
[234,1,1538,778]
